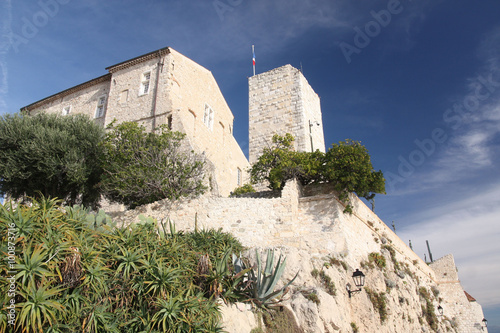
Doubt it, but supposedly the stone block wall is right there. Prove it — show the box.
[26,75,111,127]
[430,255,487,332]
[167,49,250,195]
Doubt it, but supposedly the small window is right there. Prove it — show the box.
[62,106,71,116]
[140,71,151,95]
[167,115,173,130]
[203,104,214,130]
[95,96,106,118]
[237,168,242,186]
[119,89,129,104]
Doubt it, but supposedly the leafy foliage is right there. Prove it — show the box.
[230,183,256,197]
[0,197,244,332]
[101,121,207,208]
[322,139,385,212]
[0,113,105,208]
[365,288,388,323]
[250,134,385,213]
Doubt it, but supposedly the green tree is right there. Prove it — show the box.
[323,139,385,212]
[250,134,385,213]
[100,121,206,209]
[0,112,105,208]
[250,134,323,190]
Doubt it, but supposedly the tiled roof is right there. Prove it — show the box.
[464,291,476,302]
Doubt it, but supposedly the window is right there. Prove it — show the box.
[62,106,71,116]
[140,71,151,95]
[119,89,129,104]
[203,104,214,130]
[95,96,106,118]
[167,115,173,130]
[237,168,242,186]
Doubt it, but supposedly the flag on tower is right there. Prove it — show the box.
[252,45,256,76]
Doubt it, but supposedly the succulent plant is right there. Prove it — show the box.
[249,249,298,306]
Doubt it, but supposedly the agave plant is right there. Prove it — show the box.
[18,282,66,333]
[15,244,55,289]
[249,249,299,306]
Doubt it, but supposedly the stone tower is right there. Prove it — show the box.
[248,65,325,164]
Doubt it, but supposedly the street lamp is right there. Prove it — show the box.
[347,269,365,298]
[437,305,443,316]
[482,318,487,330]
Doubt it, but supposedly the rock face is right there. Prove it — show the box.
[107,180,487,333]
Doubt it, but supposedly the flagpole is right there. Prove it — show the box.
[252,45,255,76]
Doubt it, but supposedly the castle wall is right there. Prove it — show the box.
[105,55,172,131]
[298,73,325,153]
[106,179,486,332]
[430,255,487,332]
[27,79,111,127]
[166,49,250,195]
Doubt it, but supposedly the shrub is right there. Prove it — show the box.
[262,306,303,333]
[328,256,348,271]
[365,288,388,323]
[303,291,321,305]
[230,183,256,197]
[0,197,244,332]
[368,252,386,269]
[101,121,206,208]
[382,245,400,270]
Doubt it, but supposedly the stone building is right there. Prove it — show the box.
[22,47,249,196]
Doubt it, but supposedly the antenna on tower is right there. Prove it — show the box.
[300,62,303,73]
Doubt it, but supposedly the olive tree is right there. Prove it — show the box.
[0,112,105,208]
[100,121,206,209]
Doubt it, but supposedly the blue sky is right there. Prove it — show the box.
[1,0,499,329]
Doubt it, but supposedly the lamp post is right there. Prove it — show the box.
[347,269,365,298]
[482,318,487,330]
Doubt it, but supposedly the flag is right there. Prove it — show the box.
[252,45,256,76]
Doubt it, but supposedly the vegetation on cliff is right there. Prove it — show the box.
[0,198,300,332]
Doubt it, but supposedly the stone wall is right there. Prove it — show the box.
[167,49,250,195]
[27,75,111,127]
[106,179,487,332]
